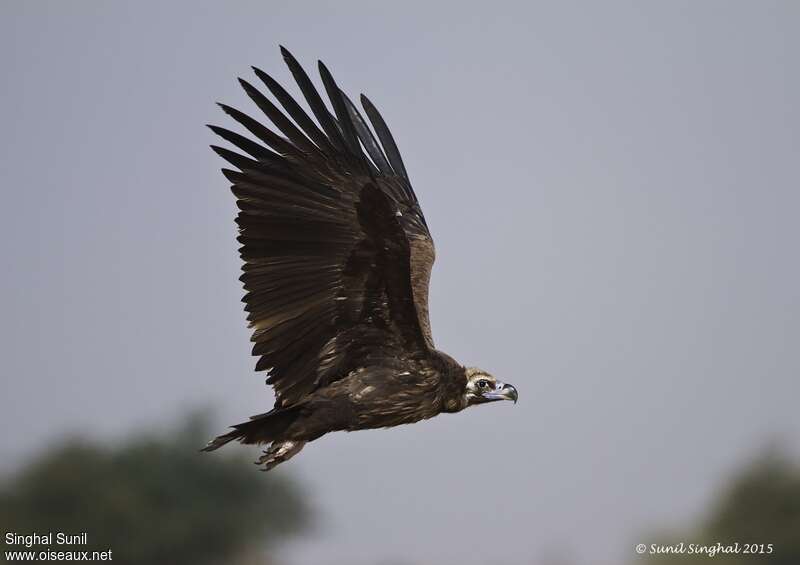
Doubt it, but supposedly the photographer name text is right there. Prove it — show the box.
[6,532,88,548]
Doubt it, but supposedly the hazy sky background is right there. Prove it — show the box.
[1,2,798,564]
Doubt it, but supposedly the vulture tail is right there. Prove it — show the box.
[201,407,300,452]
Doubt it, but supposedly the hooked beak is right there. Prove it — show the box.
[481,382,518,404]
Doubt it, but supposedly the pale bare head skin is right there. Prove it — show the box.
[464,367,518,406]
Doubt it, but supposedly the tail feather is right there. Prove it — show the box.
[201,407,300,452]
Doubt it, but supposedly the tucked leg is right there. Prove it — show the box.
[256,440,307,471]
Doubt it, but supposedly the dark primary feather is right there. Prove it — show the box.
[210,47,436,408]
[238,77,320,156]
[360,94,410,185]
[317,61,362,157]
[341,90,393,175]
[217,103,299,158]
[279,45,346,152]
[252,65,335,154]
[208,125,274,161]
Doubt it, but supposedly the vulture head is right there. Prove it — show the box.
[464,367,518,406]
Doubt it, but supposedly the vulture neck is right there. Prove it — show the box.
[434,351,469,413]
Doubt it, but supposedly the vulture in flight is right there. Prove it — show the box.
[204,47,518,471]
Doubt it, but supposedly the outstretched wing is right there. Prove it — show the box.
[210,47,436,408]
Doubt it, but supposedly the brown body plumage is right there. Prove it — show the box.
[203,47,517,471]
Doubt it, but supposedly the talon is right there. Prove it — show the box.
[255,440,306,471]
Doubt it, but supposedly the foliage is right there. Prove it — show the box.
[0,412,310,565]
[641,448,800,565]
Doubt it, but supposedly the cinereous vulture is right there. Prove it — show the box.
[203,47,518,470]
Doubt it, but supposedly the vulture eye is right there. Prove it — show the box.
[476,379,489,389]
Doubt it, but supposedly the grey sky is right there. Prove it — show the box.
[1,1,798,564]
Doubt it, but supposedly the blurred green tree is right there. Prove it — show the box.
[0,412,310,565]
[640,447,800,565]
